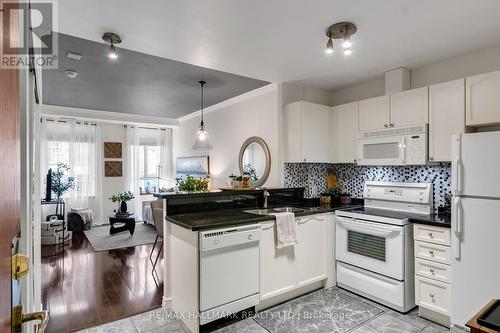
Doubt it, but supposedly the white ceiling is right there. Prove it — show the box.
[57,0,500,90]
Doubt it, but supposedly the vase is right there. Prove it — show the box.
[120,201,128,213]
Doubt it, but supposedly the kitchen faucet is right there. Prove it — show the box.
[263,189,270,208]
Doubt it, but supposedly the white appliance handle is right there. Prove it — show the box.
[400,136,407,165]
[452,196,462,260]
[451,134,462,195]
[336,217,401,238]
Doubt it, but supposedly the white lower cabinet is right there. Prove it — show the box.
[259,214,332,302]
[259,221,296,300]
[413,224,452,325]
[295,215,328,286]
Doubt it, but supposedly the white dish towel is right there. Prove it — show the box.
[271,212,297,249]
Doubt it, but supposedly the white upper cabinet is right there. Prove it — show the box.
[285,101,329,163]
[390,87,429,127]
[358,95,390,131]
[466,70,500,126]
[429,79,465,162]
[333,102,358,163]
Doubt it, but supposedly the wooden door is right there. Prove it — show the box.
[0,0,21,330]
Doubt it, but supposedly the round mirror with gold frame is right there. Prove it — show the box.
[238,136,271,187]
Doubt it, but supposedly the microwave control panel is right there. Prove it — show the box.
[404,134,426,165]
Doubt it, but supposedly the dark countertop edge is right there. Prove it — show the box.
[154,187,306,199]
[166,204,362,231]
[408,216,451,228]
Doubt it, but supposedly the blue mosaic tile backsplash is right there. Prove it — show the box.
[284,163,451,210]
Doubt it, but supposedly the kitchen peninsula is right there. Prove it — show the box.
[155,188,360,333]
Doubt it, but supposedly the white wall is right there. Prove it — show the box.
[281,82,332,106]
[100,123,128,219]
[331,43,500,105]
[174,84,281,189]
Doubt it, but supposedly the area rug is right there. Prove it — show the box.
[84,223,157,252]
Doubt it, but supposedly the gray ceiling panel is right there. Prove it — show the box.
[42,33,270,119]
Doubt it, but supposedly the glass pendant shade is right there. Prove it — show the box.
[192,125,212,149]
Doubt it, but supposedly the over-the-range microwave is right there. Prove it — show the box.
[356,125,427,166]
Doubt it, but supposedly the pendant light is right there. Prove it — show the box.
[192,80,213,150]
[324,22,357,56]
[102,32,121,60]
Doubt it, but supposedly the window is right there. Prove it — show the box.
[138,145,161,192]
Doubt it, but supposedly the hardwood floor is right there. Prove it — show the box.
[41,230,164,333]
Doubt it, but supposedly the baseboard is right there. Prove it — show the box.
[450,324,470,333]
[255,281,324,312]
[419,306,451,328]
[162,296,172,310]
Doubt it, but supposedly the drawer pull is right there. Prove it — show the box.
[428,232,434,239]
[429,250,435,257]
[429,268,435,275]
[430,293,436,302]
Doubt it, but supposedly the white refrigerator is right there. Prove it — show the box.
[451,132,500,327]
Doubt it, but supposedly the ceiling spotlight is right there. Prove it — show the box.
[325,37,334,54]
[65,70,78,78]
[342,35,352,49]
[102,32,122,60]
[325,22,357,56]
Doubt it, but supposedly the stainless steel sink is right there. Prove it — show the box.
[272,207,306,213]
[244,209,275,216]
[244,207,306,216]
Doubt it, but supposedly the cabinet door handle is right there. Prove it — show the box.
[303,158,307,162]
[390,123,394,127]
[428,232,434,239]
[298,217,323,224]
[384,124,388,128]
[429,250,435,257]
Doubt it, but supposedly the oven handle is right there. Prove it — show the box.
[336,217,401,238]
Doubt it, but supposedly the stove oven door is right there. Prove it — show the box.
[335,216,405,280]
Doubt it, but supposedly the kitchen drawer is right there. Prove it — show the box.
[413,224,450,246]
[415,275,450,316]
[415,257,451,284]
[414,241,451,265]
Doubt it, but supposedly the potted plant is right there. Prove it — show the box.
[49,163,75,218]
[322,184,343,204]
[176,176,209,193]
[340,190,352,204]
[110,191,135,214]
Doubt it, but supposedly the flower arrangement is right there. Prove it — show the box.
[110,191,135,213]
[176,176,209,192]
[109,191,135,203]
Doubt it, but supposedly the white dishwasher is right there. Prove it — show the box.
[199,224,261,325]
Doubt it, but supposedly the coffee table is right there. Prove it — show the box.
[109,214,136,235]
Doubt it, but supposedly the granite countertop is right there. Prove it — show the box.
[166,203,361,231]
[408,213,451,228]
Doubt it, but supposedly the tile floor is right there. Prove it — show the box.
[77,287,450,333]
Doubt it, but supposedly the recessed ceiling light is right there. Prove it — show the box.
[102,32,122,60]
[66,52,82,60]
[65,70,78,78]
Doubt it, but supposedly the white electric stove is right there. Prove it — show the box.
[335,181,433,313]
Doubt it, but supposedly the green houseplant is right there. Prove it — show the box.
[176,176,209,193]
[49,163,75,218]
[110,191,135,213]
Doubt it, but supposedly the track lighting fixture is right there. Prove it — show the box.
[102,32,122,60]
[325,35,334,54]
[324,22,357,56]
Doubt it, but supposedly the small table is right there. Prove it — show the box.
[109,214,136,235]
[466,300,500,333]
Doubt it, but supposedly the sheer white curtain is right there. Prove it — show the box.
[125,126,173,216]
[125,125,141,215]
[40,118,103,225]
